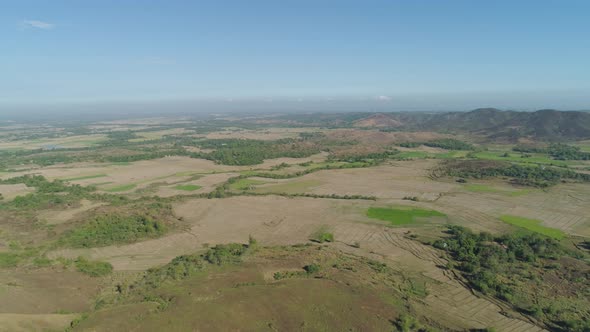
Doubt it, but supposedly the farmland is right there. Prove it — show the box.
[0,111,588,332]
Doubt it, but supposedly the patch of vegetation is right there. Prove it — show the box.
[138,242,253,289]
[436,159,590,187]
[423,138,474,150]
[398,142,422,148]
[547,143,590,160]
[310,228,334,243]
[500,215,565,240]
[432,225,589,331]
[75,257,113,277]
[63,174,108,181]
[142,254,206,288]
[60,213,167,248]
[174,184,202,191]
[392,314,430,332]
[33,256,53,267]
[0,174,95,194]
[204,243,249,265]
[229,178,267,191]
[463,183,530,196]
[0,252,23,268]
[192,138,321,165]
[367,207,446,225]
[399,138,474,151]
[464,184,503,193]
[303,263,321,274]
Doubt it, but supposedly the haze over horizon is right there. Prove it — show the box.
[2,0,590,115]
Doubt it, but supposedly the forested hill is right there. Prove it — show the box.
[414,108,590,141]
[271,109,590,141]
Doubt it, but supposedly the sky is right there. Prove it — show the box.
[1,0,590,114]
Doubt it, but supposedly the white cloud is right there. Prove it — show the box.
[376,95,392,101]
[22,20,55,30]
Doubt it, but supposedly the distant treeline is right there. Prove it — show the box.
[399,138,474,151]
[435,160,590,187]
[513,143,590,160]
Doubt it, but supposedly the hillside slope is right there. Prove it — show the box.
[351,109,590,141]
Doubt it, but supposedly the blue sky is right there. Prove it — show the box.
[1,0,590,113]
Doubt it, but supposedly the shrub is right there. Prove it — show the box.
[75,257,113,277]
[204,243,248,265]
[0,252,21,268]
[312,231,334,243]
[303,264,320,274]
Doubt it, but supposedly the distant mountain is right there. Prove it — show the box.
[351,109,590,141]
[352,113,403,128]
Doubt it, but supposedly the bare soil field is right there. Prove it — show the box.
[48,196,374,270]
[38,200,105,225]
[326,129,446,145]
[0,184,34,201]
[0,313,78,332]
[234,161,589,237]
[432,182,590,237]
[152,172,238,197]
[0,268,100,315]
[0,134,107,150]
[243,160,458,200]
[129,128,191,142]
[201,127,318,140]
[2,153,329,195]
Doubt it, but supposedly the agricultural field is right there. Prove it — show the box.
[0,111,588,332]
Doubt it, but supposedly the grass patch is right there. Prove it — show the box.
[60,214,167,248]
[473,151,570,167]
[367,207,446,225]
[75,257,113,277]
[310,227,334,243]
[229,178,267,191]
[0,252,22,268]
[62,174,108,181]
[174,184,202,191]
[104,184,137,192]
[499,215,565,240]
[465,184,532,197]
[395,151,430,159]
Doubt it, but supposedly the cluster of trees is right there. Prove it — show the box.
[547,144,590,160]
[204,243,249,265]
[433,226,588,331]
[512,145,548,154]
[441,160,590,187]
[0,175,97,210]
[60,214,167,248]
[0,175,92,194]
[136,241,254,290]
[331,150,399,163]
[191,138,321,165]
[74,257,113,277]
[424,138,474,150]
[513,143,590,160]
[104,147,188,163]
[399,139,474,151]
